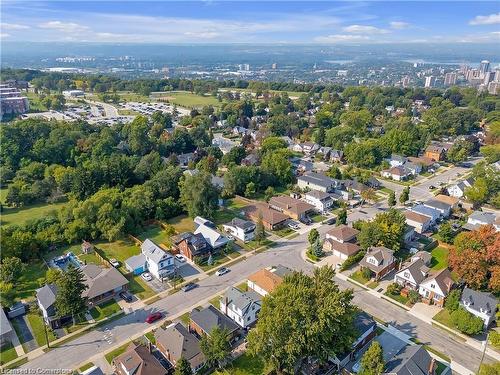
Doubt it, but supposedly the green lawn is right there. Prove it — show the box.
[213,209,239,226]
[78,363,95,372]
[430,247,449,270]
[116,91,152,102]
[64,313,91,334]
[0,342,18,365]
[137,224,171,248]
[16,261,48,302]
[433,309,454,329]
[144,331,156,345]
[26,312,56,346]
[226,197,249,211]
[380,187,394,195]
[105,341,132,364]
[349,271,370,285]
[384,292,410,306]
[214,352,270,375]
[179,312,191,325]
[236,282,248,292]
[209,295,221,309]
[89,300,122,321]
[158,91,222,108]
[367,281,380,289]
[126,274,156,300]
[1,201,67,226]
[165,214,195,233]
[310,214,327,223]
[273,227,294,238]
[244,239,273,251]
[0,186,8,204]
[95,239,140,271]
[198,253,233,272]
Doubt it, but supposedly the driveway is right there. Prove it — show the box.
[145,278,167,293]
[409,303,442,324]
[176,263,201,278]
[12,316,38,352]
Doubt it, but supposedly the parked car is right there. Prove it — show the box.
[175,254,186,263]
[322,217,336,225]
[300,216,312,225]
[141,272,153,282]
[182,282,198,292]
[288,221,300,230]
[215,267,230,276]
[145,312,163,324]
[109,258,120,268]
[119,291,133,302]
[428,185,436,190]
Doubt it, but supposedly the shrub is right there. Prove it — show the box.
[444,289,461,312]
[361,267,372,280]
[387,283,403,295]
[340,251,366,271]
[489,331,500,349]
[407,290,420,304]
[450,308,484,335]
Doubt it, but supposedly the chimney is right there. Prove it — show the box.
[428,358,436,375]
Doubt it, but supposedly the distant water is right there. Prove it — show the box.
[402,59,500,67]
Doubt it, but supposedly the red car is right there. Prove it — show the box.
[145,312,163,324]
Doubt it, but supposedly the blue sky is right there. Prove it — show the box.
[1,1,499,44]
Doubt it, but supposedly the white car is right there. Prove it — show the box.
[141,272,153,282]
[175,254,186,263]
[109,258,120,268]
[215,267,230,276]
[288,222,300,230]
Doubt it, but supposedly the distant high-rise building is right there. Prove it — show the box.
[402,76,410,87]
[479,60,490,75]
[272,63,277,69]
[444,72,457,86]
[488,81,500,95]
[243,64,250,71]
[494,69,500,82]
[483,71,495,85]
[466,69,481,82]
[424,76,436,88]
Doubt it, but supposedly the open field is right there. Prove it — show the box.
[115,91,152,102]
[430,247,449,270]
[218,87,307,98]
[155,91,221,108]
[137,224,171,248]
[16,261,48,302]
[1,201,67,226]
[165,214,195,233]
[96,239,140,270]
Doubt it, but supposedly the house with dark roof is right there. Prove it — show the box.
[394,253,431,290]
[36,284,71,329]
[422,199,451,218]
[0,308,15,346]
[81,265,129,306]
[303,190,335,213]
[418,268,454,306]
[155,323,205,372]
[113,343,169,375]
[172,232,210,261]
[384,345,436,375]
[220,287,261,328]
[189,305,240,342]
[424,144,447,161]
[244,202,288,231]
[222,218,256,242]
[460,287,498,327]
[360,246,396,280]
[268,195,315,221]
[297,171,340,193]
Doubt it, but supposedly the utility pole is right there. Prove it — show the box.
[44,323,50,349]
[478,331,489,374]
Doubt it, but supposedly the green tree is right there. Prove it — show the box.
[174,357,193,375]
[0,257,25,283]
[465,177,488,205]
[247,266,356,373]
[478,363,500,375]
[312,238,323,258]
[444,289,461,312]
[45,268,63,285]
[0,282,15,308]
[255,213,265,244]
[399,187,410,205]
[337,209,347,226]
[261,149,293,187]
[54,266,88,324]
[179,171,219,219]
[388,191,396,207]
[359,341,384,375]
[200,327,231,369]
[450,308,484,335]
[438,222,454,244]
[308,228,320,246]
[264,186,275,202]
[245,182,256,198]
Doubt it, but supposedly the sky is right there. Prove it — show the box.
[1,1,500,44]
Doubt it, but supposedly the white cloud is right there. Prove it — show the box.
[389,21,410,30]
[38,21,89,33]
[0,22,29,30]
[342,25,389,34]
[0,33,11,39]
[469,13,500,25]
[314,34,370,43]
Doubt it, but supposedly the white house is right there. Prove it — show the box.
[418,268,454,306]
[381,166,412,181]
[404,210,432,234]
[220,287,261,328]
[461,287,498,327]
[194,217,231,249]
[303,190,334,213]
[410,205,441,224]
[394,252,432,290]
[388,154,407,167]
[463,211,499,232]
[292,142,320,155]
[222,218,256,242]
[422,199,451,218]
[141,239,175,280]
[297,172,340,193]
[447,178,473,198]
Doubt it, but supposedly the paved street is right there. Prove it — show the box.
[20,222,494,373]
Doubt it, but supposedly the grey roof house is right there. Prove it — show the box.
[81,265,129,306]
[189,305,240,341]
[384,345,436,375]
[461,287,498,327]
[0,308,15,346]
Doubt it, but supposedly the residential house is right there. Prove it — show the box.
[460,287,498,327]
[247,267,289,296]
[268,195,315,221]
[381,166,412,181]
[297,171,340,193]
[366,177,381,189]
[418,268,454,306]
[36,284,71,329]
[394,252,432,290]
[194,219,230,250]
[407,156,435,170]
[388,154,407,167]
[384,345,436,375]
[212,137,236,154]
[293,142,320,155]
[81,265,129,306]
[323,239,361,261]
[405,162,422,175]
[447,178,473,198]
[410,205,441,224]
[463,211,499,232]
[241,153,259,166]
[330,312,376,369]
[342,180,369,195]
[404,210,432,234]
[360,246,397,280]
[290,157,314,175]
[325,225,359,243]
[172,232,210,261]
[143,239,175,279]
[330,149,344,163]
[424,144,447,161]
[220,287,262,328]
[176,152,196,168]
[113,343,169,375]
[422,200,451,218]
[245,203,288,231]
[303,190,334,213]
[155,323,205,373]
[81,240,94,254]
[0,309,15,346]
[434,194,460,210]
[222,218,255,242]
[189,305,240,342]
[317,146,332,160]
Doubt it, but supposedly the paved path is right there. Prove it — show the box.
[17,222,496,373]
[12,316,38,353]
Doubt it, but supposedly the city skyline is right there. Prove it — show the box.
[1,1,500,44]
